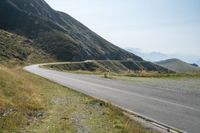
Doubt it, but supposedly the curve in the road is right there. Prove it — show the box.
[24,64,200,133]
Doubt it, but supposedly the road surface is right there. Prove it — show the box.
[24,65,200,133]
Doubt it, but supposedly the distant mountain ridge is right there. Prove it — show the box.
[127,48,200,66]
[156,58,200,73]
[196,60,200,66]
[126,48,168,62]
[0,0,142,61]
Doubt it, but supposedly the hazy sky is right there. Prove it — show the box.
[45,0,200,57]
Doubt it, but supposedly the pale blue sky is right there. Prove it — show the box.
[45,0,200,57]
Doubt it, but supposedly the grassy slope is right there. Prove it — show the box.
[46,60,169,73]
[0,29,55,65]
[44,62,200,78]
[156,59,200,73]
[0,66,154,133]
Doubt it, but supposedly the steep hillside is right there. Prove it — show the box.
[156,59,200,73]
[0,0,142,61]
[0,29,54,65]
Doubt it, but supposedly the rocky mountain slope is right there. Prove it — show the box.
[0,0,170,72]
[0,29,54,64]
[0,0,142,61]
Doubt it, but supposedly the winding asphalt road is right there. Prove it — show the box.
[24,65,200,133]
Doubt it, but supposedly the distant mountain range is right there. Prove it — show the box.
[196,60,200,66]
[126,48,200,66]
[126,48,168,61]
[156,59,200,73]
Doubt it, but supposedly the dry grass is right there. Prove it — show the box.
[0,65,155,133]
[0,66,43,132]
